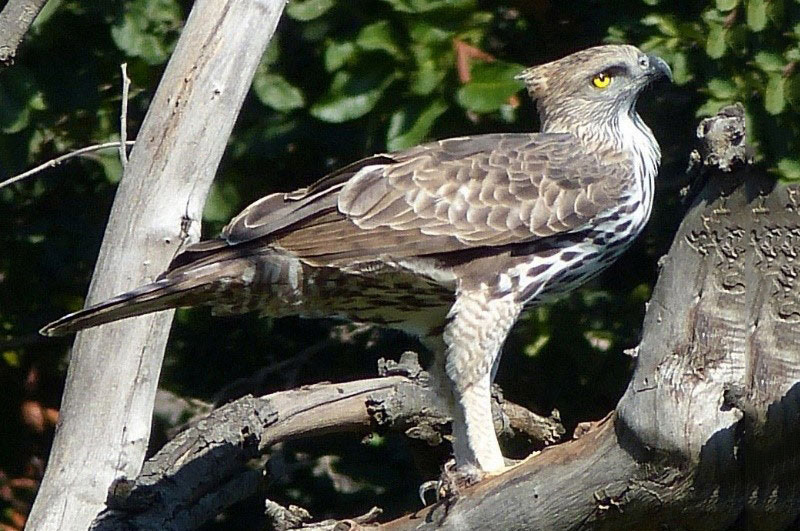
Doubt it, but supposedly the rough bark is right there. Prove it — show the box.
[378,104,800,530]
[90,352,564,530]
[0,0,47,65]
[26,1,287,529]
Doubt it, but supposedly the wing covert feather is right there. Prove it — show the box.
[337,133,634,248]
[185,133,634,269]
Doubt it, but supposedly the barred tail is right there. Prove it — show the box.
[39,261,243,337]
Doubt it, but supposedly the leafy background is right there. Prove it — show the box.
[0,0,797,528]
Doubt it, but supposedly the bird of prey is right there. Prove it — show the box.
[42,45,671,474]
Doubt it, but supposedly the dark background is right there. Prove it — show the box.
[1,0,798,527]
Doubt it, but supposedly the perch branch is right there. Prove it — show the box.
[91,353,563,530]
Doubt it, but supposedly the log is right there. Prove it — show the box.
[26,1,287,529]
[89,352,563,529]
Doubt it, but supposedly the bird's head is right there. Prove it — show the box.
[516,45,672,134]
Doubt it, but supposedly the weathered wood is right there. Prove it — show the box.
[379,106,800,530]
[88,352,563,529]
[0,0,47,65]
[26,1,287,529]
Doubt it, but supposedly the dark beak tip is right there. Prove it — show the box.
[649,54,673,83]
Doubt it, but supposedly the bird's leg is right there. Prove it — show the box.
[443,289,522,474]
[450,371,504,472]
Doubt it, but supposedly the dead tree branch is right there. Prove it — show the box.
[0,0,47,65]
[0,141,135,190]
[90,352,563,530]
[26,1,288,529]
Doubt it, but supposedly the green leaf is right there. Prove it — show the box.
[110,0,182,65]
[285,0,336,21]
[31,0,62,31]
[310,64,397,122]
[261,37,281,67]
[410,61,444,95]
[670,51,692,84]
[2,350,19,367]
[253,72,305,112]
[777,158,800,180]
[764,74,785,114]
[641,14,679,37]
[524,334,550,358]
[746,0,767,31]
[356,21,404,59]
[204,181,241,223]
[767,0,784,27]
[753,51,784,73]
[456,61,524,113]
[380,0,475,13]
[324,41,357,72]
[0,67,44,134]
[707,78,737,99]
[706,25,727,59]
[95,150,124,184]
[696,98,730,117]
[409,20,454,44]
[387,98,448,150]
[409,45,447,95]
[785,74,800,109]
[716,0,738,10]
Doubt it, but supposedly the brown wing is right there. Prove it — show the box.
[171,133,633,271]
[337,133,632,243]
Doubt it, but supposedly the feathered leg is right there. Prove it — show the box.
[441,288,523,472]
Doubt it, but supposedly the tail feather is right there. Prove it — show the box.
[39,261,239,337]
[41,280,191,337]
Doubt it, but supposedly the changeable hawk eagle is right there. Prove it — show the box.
[43,45,671,473]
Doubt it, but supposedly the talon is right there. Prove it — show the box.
[418,480,440,506]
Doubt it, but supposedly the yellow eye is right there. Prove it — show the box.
[592,72,612,89]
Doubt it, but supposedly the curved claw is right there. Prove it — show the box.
[418,480,440,506]
[419,459,491,506]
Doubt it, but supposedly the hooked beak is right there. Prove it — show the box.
[647,54,673,83]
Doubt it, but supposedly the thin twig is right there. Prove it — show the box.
[0,141,136,190]
[119,64,130,169]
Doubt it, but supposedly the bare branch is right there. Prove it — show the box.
[91,367,437,529]
[88,351,564,530]
[0,0,48,65]
[0,141,135,190]
[119,63,131,169]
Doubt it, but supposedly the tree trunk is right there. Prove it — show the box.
[26,1,286,529]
